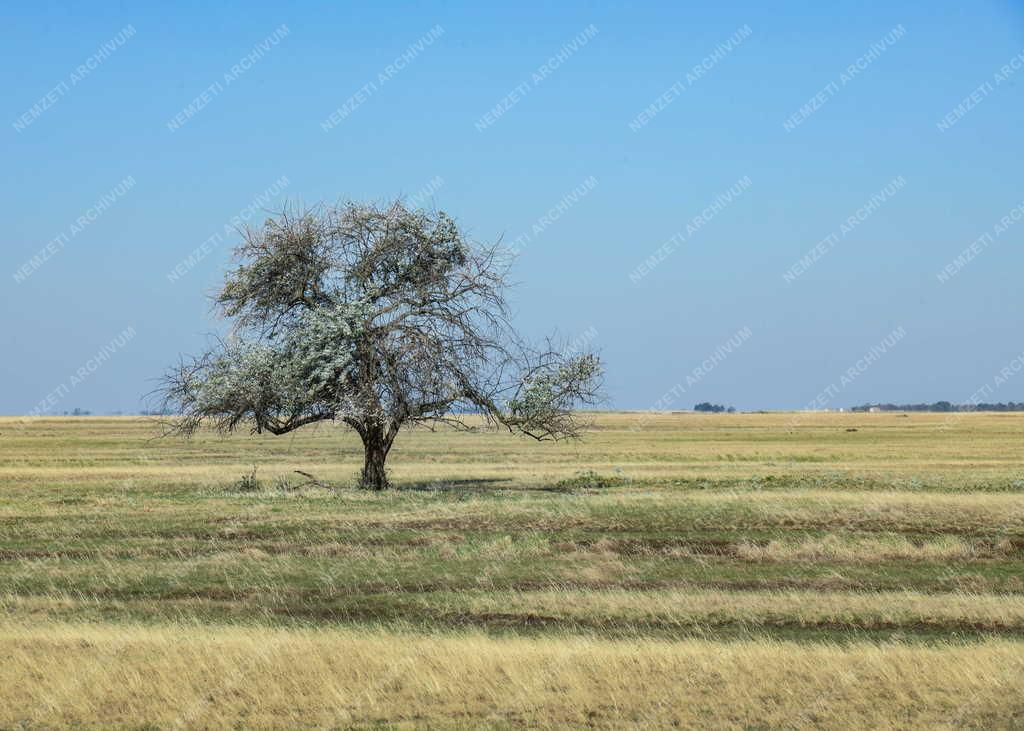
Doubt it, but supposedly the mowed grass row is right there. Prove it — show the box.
[6,587,1024,642]
[2,414,1024,726]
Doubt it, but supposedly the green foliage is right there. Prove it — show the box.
[287,301,367,409]
[506,353,602,440]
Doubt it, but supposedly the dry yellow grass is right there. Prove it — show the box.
[2,621,1023,729]
[733,535,1003,562]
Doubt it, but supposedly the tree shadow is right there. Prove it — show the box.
[394,477,512,493]
[394,477,572,494]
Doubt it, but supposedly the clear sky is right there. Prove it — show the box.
[2,1,1022,414]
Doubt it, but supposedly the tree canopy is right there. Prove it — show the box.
[159,200,603,488]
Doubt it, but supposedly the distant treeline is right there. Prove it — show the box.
[694,402,736,413]
[851,402,1024,412]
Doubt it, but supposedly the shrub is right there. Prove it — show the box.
[556,470,629,490]
[234,465,261,492]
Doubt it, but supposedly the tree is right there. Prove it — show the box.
[158,200,603,489]
[694,402,726,413]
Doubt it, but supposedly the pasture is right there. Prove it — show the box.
[1,412,1023,728]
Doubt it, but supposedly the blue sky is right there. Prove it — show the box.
[2,1,1022,413]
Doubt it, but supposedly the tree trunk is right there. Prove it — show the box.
[359,426,392,490]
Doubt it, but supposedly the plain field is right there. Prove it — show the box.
[1,412,1022,728]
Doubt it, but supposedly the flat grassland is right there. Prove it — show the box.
[1,412,1023,728]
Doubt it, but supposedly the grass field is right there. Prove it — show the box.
[2,412,1023,728]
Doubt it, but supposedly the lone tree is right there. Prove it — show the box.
[159,200,603,489]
